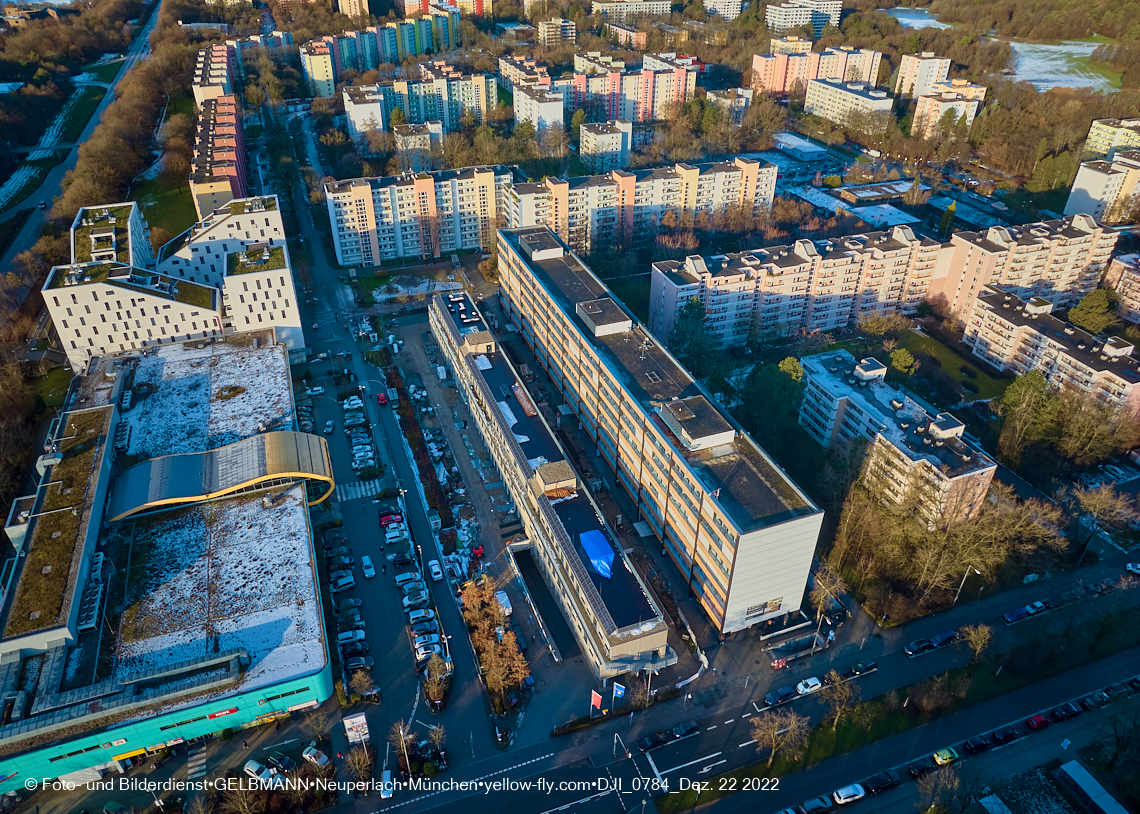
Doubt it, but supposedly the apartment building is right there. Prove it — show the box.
[1084,118,1140,160]
[964,286,1140,413]
[343,67,496,136]
[339,0,368,16]
[705,0,741,20]
[706,88,753,125]
[912,92,980,139]
[155,196,288,286]
[929,77,986,101]
[429,293,676,678]
[498,53,552,91]
[394,121,444,170]
[800,350,996,524]
[324,165,514,266]
[453,0,491,17]
[192,43,234,105]
[514,85,565,131]
[926,214,1117,318]
[765,0,841,32]
[589,0,671,19]
[804,79,892,124]
[1063,150,1140,224]
[770,35,813,55]
[1104,254,1140,324]
[226,31,294,74]
[894,52,951,98]
[643,52,705,74]
[190,95,248,219]
[507,156,777,255]
[752,46,882,96]
[648,225,941,345]
[71,203,154,271]
[497,226,824,633]
[538,17,576,45]
[562,55,698,122]
[579,120,633,172]
[605,21,646,49]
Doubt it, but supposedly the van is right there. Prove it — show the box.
[494,590,513,617]
[380,769,394,799]
[394,571,422,587]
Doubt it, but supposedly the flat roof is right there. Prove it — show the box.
[773,132,827,153]
[501,227,816,532]
[72,203,135,264]
[851,204,921,228]
[47,263,216,310]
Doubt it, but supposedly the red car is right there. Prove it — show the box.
[379,514,404,527]
[376,392,388,405]
[1026,714,1050,730]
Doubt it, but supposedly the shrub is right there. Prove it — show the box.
[959,365,978,378]
[961,380,979,394]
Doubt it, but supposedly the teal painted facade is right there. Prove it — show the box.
[0,663,333,793]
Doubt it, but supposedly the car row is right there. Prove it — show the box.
[763,661,878,708]
[904,630,958,657]
[634,722,701,753]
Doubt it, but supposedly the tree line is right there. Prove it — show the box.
[929,0,1140,41]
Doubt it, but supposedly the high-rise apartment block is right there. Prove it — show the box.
[453,0,491,16]
[498,53,552,91]
[562,52,698,121]
[580,120,633,171]
[606,21,646,48]
[394,121,444,170]
[225,31,294,74]
[769,35,813,54]
[538,17,576,45]
[338,0,369,16]
[1104,254,1140,324]
[751,46,881,96]
[190,45,247,219]
[590,0,671,19]
[704,0,742,19]
[514,85,565,131]
[926,214,1116,318]
[894,52,950,98]
[649,225,940,345]
[343,64,496,137]
[706,88,753,125]
[497,226,824,633]
[964,287,1140,413]
[1084,118,1140,160]
[764,0,841,32]
[800,350,996,524]
[324,166,514,266]
[912,92,980,139]
[929,77,986,101]
[804,79,891,123]
[429,292,676,677]
[1063,150,1140,224]
[299,9,461,96]
[46,199,304,368]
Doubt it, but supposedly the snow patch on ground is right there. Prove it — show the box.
[996,767,1077,814]
[64,639,89,684]
[371,278,462,303]
[125,340,292,459]
[116,484,324,690]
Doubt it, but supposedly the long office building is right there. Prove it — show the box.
[1063,150,1140,224]
[751,46,882,96]
[430,292,676,677]
[344,62,496,136]
[964,286,1140,413]
[1083,117,1140,160]
[800,350,996,525]
[497,226,824,633]
[764,0,841,32]
[324,165,515,266]
[649,225,941,345]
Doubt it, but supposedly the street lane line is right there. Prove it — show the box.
[706,725,717,730]
[660,752,723,775]
[698,760,727,774]
[723,719,734,724]
[537,790,611,814]
[741,712,751,717]
[737,739,756,748]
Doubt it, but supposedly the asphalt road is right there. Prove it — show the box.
[0,4,161,282]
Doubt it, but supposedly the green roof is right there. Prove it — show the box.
[73,204,134,264]
[47,264,216,310]
[227,245,286,276]
[228,197,278,215]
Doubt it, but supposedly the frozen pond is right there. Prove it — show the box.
[884,8,1116,91]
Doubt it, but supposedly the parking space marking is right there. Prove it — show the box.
[645,752,663,785]
[698,760,726,774]
[741,712,751,717]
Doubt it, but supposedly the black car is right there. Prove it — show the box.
[335,598,362,611]
[908,756,937,777]
[635,733,670,753]
[509,621,528,653]
[327,555,355,569]
[393,552,414,567]
[1081,691,1111,711]
[346,656,375,671]
[672,722,700,739]
[904,638,936,657]
[1106,682,1131,699]
[411,620,439,636]
[764,686,797,706]
[267,751,296,773]
[991,726,1018,745]
[341,641,370,657]
[849,660,878,676]
[1051,702,1081,721]
[864,770,900,794]
[325,545,352,557]
[964,735,991,753]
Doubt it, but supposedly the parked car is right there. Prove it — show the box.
[929,630,958,648]
[325,546,351,558]
[1026,714,1050,730]
[1002,607,1030,624]
[635,732,672,752]
[401,581,427,596]
[832,784,865,805]
[1081,691,1111,710]
[964,735,991,753]
[908,756,937,777]
[243,760,281,787]
[494,590,513,617]
[302,744,329,767]
[672,722,700,739]
[329,569,353,582]
[932,748,959,766]
[796,677,823,695]
[392,552,414,567]
[386,530,410,544]
[335,598,362,611]
[337,630,365,645]
[764,686,797,706]
[379,513,404,526]
[330,575,355,593]
[380,768,393,799]
[991,726,1018,745]
[403,592,430,610]
[327,555,354,569]
[346,656,375,671]
[341,641,369,656]
[411,620,439,636]
[509,620,527,653]
[846,660,878,676]
[798,796,834,813]
[428,559,444,581]
[306,386,324,396]
[1127,563,1140,575]
[267,752,296,773]
[394,571,422,587]
[904,638,936,657]
[1051,702,1081,721]
[385,522,408,535]
[863,770,900,794]
[414,633,441,648]
[407,608,436,624]
[361,555,376,579]
[415,643,443,662]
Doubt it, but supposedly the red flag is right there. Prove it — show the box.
[591,691,602,709]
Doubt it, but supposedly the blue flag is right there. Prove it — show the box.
[613,683,625,698]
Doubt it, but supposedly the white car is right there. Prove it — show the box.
[403,591,429,610]
[407,608,436,624]
[337,630,365,645]
[796,677,822,695]
[415,643,443,662]
[428,559,444,582]
[1127,563,1140,575]
[343,397,363,410]
[243,760,282,787]
[323,420,334,434]
[413,633,441,647]
[832,784,866,805]
[330,574,355,593]
[361,555,376,578]
[385,522,408,535]
[494,590,513,617]
[302,744,329,767]
[306,386,324,396]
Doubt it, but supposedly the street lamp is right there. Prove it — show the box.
[954,566,981,605]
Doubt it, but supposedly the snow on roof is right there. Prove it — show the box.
[116,484,324,690]
[125,338,292,460]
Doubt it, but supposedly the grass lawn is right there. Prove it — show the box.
[130,175,197,239]
[0,209,33,258]
[81,60,124,84]
[0,151,68,214]
[60,85,107,143]
[899,329,1009,400]
[1076,56,1123,88]
[29,365,74,410]
[498,86,513,108]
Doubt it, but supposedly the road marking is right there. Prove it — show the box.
[537,790,611,814]
[645,752,663,785]
[752,702,763,713]
[265,738,298,749]
[741,712,751,718]
[698,760,727,774]
[706,725,717,730]
[334,479,386,502]
[186,746,207,780]
[737,739,756,748]
[660,752,723,775]
[723,719,734,724]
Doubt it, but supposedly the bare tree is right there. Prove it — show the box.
[389,719,416,773]
[428,724,446,752]
[1062,484,1137,555]
[349,670,374,697]
[304,710,330,743]
[750,709,811,768]
[346,746,373,780]
[818,671,860,730]
[186,797,215,814]
[960,624,993,663]
[1092,695,1140,770]
[221,787,266,814]
[809,568,848,622]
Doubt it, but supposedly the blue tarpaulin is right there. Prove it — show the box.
[580,530,614,579]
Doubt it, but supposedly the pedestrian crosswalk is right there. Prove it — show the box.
[334,478,385,502]
[186,746,207,781]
